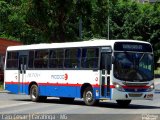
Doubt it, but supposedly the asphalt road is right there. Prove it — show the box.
[0,79,159,120]
[0,92,159,120]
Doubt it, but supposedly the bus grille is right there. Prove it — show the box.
[128,93,143,97]
[124,82,148,86]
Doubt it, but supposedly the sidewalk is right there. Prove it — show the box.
[154,78,160,92]
[154,78,160,84]
[0,90,9,93]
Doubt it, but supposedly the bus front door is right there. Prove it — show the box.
[100,52,112,98]
[18,55,27,94]
[101,70,110,98]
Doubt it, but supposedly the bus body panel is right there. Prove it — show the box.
[5,70,101,99]
[112,89,154,100]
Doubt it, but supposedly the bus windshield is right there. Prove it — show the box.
[114,52,154,81]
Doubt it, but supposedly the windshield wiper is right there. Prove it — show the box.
[139,53,145,62]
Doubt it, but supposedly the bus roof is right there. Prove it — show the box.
[6,39,151,51]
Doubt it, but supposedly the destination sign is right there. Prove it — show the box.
[114,42,152,52]
[122,44,143,50]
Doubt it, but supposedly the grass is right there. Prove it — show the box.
[155,67,160,74]
[0,82,3,91]
[155,67,160,78]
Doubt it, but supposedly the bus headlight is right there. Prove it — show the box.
[146,84,154,92]
[113,82,125,92]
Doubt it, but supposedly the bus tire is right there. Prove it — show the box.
[30,84,47,102]
[116,100,131,107]
[83,86,98,106]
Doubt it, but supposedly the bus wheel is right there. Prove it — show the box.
[30,85,39,102]
[30,84,47,102]
[116,100,131,107]
[83,86,98,106]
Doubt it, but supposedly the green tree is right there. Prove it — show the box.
[25,0,79,43]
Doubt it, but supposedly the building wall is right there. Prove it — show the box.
[0,38,23,82]
[0,38,22,55]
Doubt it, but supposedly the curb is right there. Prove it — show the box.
[0,90,9,93]
[155,89,160,94]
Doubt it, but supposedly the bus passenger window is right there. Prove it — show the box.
[49,49,64,68]
[34,50,48,68]
[64,49,81,69]
[28,51,34,68]
[81,48,87,68]
[81,48,99,69]
[6,52,19,69]
[49,50,56,68]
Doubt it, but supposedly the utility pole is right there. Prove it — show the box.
[108,0,110,40]
[79,17,82,40]
[77,0,82,40]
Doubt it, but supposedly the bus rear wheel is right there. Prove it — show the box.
[83,86,98,106]
[116,100,131,107]
[30,84,47,102]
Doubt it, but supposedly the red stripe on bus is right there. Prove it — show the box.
[5,82,100,88]
[6,82,149,89]
[38,83,81,87]
[110,85,115,88]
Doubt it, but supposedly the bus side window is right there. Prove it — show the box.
[71,48,81,68]
[81,48,99,69]
[34,50,48,68]
[28,51,34,68]
[49,50,56,68]
[56,49,64,68]
[81,48,87,68]
[49,49,64,69]
[76,48,81,68]
[64,49,81,69]
[6,52,19,69]
[64,49,70,68]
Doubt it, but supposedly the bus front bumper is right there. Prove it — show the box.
[111,89,154,100]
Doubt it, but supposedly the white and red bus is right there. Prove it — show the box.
[4,39,154,107]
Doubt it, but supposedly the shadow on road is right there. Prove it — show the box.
[12,98,160,110]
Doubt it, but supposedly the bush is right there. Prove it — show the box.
[0,82,3,91]
[155,67,160,78]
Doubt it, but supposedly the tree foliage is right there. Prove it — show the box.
[0,0,160,64]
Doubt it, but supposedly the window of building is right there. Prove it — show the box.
[0,55,3,70]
